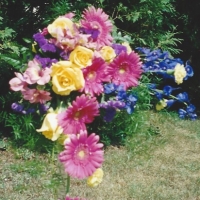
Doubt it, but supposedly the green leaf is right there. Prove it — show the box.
[23,38,32,44]
[0,55,21,68]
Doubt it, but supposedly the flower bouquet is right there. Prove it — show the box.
[8,5,196,199]
[9,6,143,199]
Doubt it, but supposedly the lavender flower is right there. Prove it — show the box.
[112,43,127,55]
[33,32,56,53]
[11,103,24,112]
[34,55,57,68]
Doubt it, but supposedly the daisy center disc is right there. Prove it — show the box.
[119,68,126,74]
[87,71,96,80]
[78,150,85,159]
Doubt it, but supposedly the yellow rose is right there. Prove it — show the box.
[47,17,74,38]
[100,46,116,62]
[51,61,85,95]
[122,42,132,54]
[69,46,93,68]
[174,63,187,85]
[156,99,167,111]
[87,168,104,187]
[36,109,63,141]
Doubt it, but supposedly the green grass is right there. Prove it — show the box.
[1,110,200,199]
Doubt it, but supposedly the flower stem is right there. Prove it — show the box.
[66,174,71,194]
[51,144,55,161]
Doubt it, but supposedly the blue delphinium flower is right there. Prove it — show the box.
[117,91,137,114]
[178,108,187,119]
[104,83,116,94]
[178,104,197,120]
[166,99,176,107]
[163,85,180,96]
[103,83,125,94]
[184,60,194,80]
[176,92,189,103]
[163,85,173,96]
[136,47,169,62]
[186,104,197,120]
[99,100,126,122]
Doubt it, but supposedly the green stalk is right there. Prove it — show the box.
[66,174,71,195]
[51,144,55,161]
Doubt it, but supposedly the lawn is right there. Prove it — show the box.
[1,110,200,200]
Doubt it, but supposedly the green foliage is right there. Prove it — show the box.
[101,0,181,53]
[4,111,54,152]
[0,0,187,150]
[157,29,183,54]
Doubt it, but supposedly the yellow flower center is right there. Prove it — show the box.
[119,62,128,74]
[119,68,126,74]
[78,150,85,159]
[87,71,95,80]
[74,111,81,119]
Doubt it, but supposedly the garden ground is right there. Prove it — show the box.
[1,110,200,200]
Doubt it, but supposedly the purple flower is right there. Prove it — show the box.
[39,103,50,114]
[26,108,35,114]
[33,32,56,53]
[11,103,24,112]
[99,100,125,109]
[33,33,46,46]
[112,43,127,55]
[34,55,58,68]
[60,51,70,60]
[99,100,126,122]
[79,27,100,40]
[103,107,116,122]
[41,43,56,53]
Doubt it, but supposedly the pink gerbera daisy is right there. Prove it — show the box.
[80,57,110,96]
[80,6,113,49]
[59,130,104,179]
[57,94,99,134]
[107,51,143,89]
